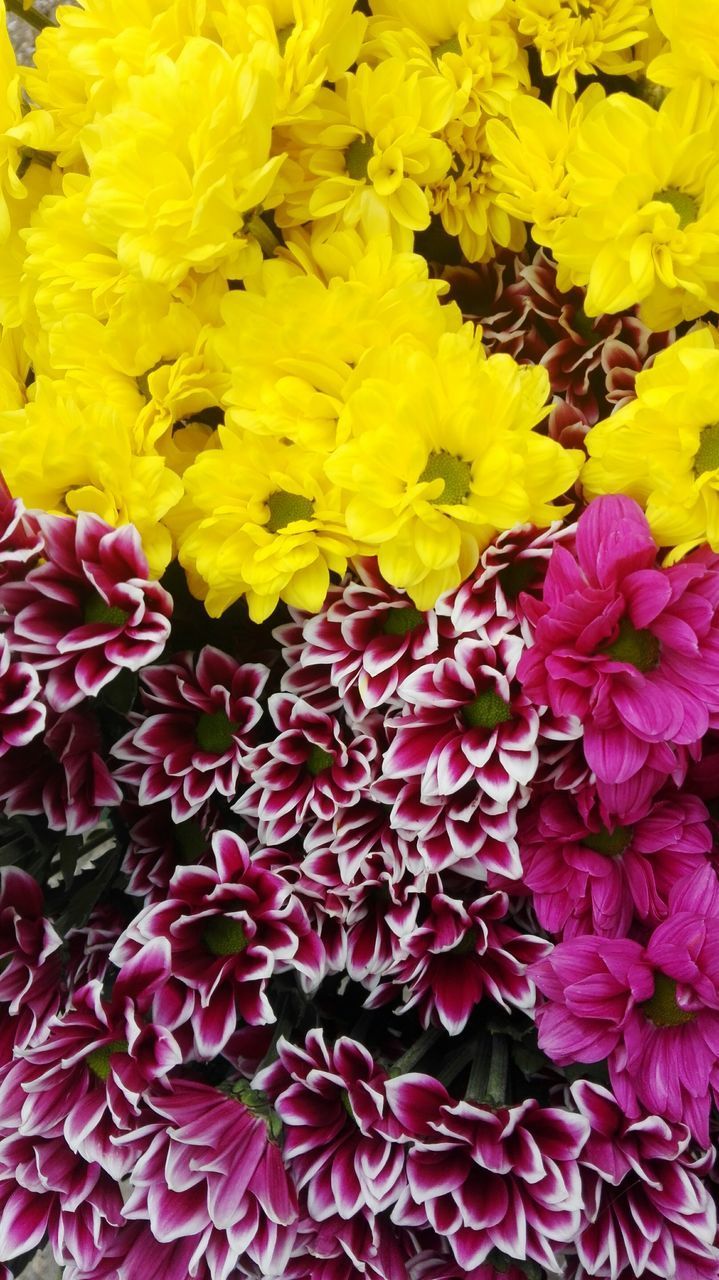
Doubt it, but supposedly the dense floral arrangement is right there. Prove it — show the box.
[3,0,719,1277]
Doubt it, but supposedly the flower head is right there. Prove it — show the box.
[513,0,651,92]
[0,867,63,1066]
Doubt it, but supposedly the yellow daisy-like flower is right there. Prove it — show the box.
[649,0,719,87]
[551,81,719,327]
[583,327,719,559]
[274,58,454,241]
[179,435,362,620]
[325,331,582,608]
[487,84,603,251]
[429,118,526,263]
[0,378,183,575]
[511,0,651,92]
[0,164,58,331]
[81,38,285,289]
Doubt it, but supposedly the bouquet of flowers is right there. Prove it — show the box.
[2,0,719,1277]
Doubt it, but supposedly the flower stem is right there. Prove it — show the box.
[5,0,53,30]
[390,1025,443,1076]
[466,1034,509,1105]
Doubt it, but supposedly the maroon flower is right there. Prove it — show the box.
[256,1030,405,1223]
[112,646,268,821]
[0,634,45,754]
[569,1079,719,1278]
[236,693,377,844]
[121,797,219,903]
[1,512,172,710]
[284,1212,415,1280]
[365,891,549,1034]
[0,867,63,1065]
[0,482,42,585]
[0,705,121,835]
[110,829,325,1057]
[388,1075,589,1271]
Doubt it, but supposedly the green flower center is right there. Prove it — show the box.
[196,710,236,754]
[498,559,539,602]
[203,916,248,956]
[266,490,314,534]
[382,606,424,636]
[306,745,334,775]
[86,1040,128,1080]
[652,188,698,229]
[462,690,513,730]
[345,136,374,181]
[583,825,632,856]
[601,618,660,672]
[84,592,128,627]
[418,451,472,506]
[433,33,461,59]
[693,422,719,476]
[641,973,695,1027]
[452,927,477,956]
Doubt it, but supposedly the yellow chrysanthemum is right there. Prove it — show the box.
[551,81,719,327]
[274,59,454,241]
[0,378,183,574]
[487,84,603,250]
[511,0,651,92]
[583,327,719,559]
[649,0,719,87]
[80,38,284,289]
[179,435,363,620]
[325,331,582,608]
[209,237,460,451]
[0,326,29,411]
[429,119,526,263]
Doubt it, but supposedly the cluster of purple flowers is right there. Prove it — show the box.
[2,478,719,1280]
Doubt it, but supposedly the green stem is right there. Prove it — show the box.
[436,1039,475,1087]
[245,213,281,258]
[5,0,53,30]
[390,1026,443,1076]
[466,1034,509,1106]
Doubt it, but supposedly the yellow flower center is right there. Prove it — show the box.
[307,745,334,775]
[641,973,695,1027]
[462,690,513,730]
[84,592,129,627]
[345,136,374,182]
[196,710,236,753]
[203,916,249,956]
[693,423,719,477]
[86,1040,128,1080]
[652,188,698,229]
[382,606,424,636]
[601,619,660,672]
[266,491,314,533]
[419,451,472,506]
[583,825,632,856]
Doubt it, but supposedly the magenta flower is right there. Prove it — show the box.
[408,1247,527,1280]
[519,785,713,938]
[122,1078,298,1276]
[0,634,45,754]
[112,646,267,821]
[0,958,179,1179]
[0,867,63,1065]
[121,797,219,903]
[365,891,549,1033]
[282,560,448,722]
[570,1079,719,1279]
[1,512,172,710]
[110,829,325,1057]
[62,1221,230,1280]
[256,1030,405,1222]
[284,1212,415,1280]
[235,693,377,844]
[0,483,42,585]
[519,496,719,784]
[383,637,543,810]
[0,706,121,835]
[387,1074,589,1271]
[533,865,719,1144]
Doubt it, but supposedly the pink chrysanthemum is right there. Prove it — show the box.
[112,646,267,821]
[569,1079,719,1279]
[66,903,128,994]
[121,797,219,903]
[281,560,449,723]
[235,693,377,844]
[519,784,713,938]
[0,634,45,754]
[0,962,179,1179]
[256,1030,405,1224]
[364,890,549,1034]
[0,706,122,835]
[110,829,325,1057]
[388,1074,589,1272]
[1,513,172,710]
[0,866,63,1065]
[0,481,42,586]
[519,496,719,786]
[408,1246,527,1280]
[121,1078,298,1276]
[533,865,719,1144]
[284,1212,415,1280]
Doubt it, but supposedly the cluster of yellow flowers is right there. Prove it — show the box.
[2,0,719,618]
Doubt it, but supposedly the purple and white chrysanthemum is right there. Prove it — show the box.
[0,867,63,1065]
[0,634,45,755]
